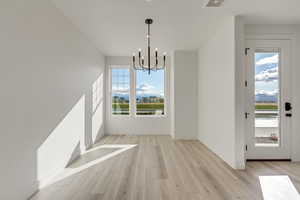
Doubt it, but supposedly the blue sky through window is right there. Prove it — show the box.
[255,52,279,102]
[136,70,164,98]
[111,68,164,99]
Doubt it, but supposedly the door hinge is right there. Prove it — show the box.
[245,145,248,151]
[245,48,250,55]
[245,112,249,119]
[245,80,248,87]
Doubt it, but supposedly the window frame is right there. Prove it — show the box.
[109,65,168,118]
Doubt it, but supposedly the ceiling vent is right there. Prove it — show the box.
[204,0,224,7]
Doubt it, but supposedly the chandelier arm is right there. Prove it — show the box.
[133,62,136,70]
[133,60,139,70]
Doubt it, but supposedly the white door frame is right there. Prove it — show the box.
[244,38,292,160]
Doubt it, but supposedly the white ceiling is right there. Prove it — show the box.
[52,0,300,56]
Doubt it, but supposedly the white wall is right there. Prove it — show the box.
[198,16,237,168]
[173,50,198,139]
[245,24,300,162]
[105,56,171,135]
[170,52,176,138]
[0,1,105,199]
[234,17,246,169]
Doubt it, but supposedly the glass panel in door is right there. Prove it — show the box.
[254,52,280,146]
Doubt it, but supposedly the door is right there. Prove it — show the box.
[245,40,292,160]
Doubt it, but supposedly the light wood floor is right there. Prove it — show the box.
[31,135,300,200]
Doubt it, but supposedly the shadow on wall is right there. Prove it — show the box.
[36,73,104,189]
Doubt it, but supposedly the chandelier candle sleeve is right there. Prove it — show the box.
[155,48,158,67]
[132,18,166,75]
[133,53,135,67]
[138,49,141,66]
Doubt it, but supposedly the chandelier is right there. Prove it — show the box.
[132,18,166,75]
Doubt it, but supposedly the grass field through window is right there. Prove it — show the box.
[255,103,278,118]
[112,103,164,115]
[255,103,278,110]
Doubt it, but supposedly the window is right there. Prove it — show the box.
[110,66,166,117]
[136,70,165,115]
[111,68,130,115]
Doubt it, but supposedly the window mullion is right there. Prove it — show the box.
[130,68,136,117]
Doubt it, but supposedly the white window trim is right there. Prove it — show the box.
[108,65,168,118]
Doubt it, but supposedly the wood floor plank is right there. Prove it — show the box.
[31,135,300,200]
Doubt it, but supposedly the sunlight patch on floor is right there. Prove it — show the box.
[39,144,137,188]
[259,176,300,200]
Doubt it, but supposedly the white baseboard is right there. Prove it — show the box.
[37,165,66,189]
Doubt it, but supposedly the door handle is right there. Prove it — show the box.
[286,113,292,117]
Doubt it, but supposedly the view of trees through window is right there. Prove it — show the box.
[111,68,130,115]
[136,70,164,115]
